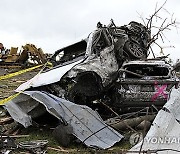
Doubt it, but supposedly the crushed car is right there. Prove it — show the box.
[107,59,179,113]
[18,20,151,105]
[3,20,179,149]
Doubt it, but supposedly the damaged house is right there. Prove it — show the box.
[3,20,180,149]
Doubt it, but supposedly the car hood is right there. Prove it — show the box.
[16,59,84,92]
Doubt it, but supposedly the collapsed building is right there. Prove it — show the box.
[3,20,180,149]
[0,43,47,67]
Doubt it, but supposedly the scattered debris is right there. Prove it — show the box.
[0,117,13,125]
[2,17,180,151]
[14,20,179,118]
[136,120,152,131]
[5,91,123,149]
[0,135,47,154]
[129,87,180,153]
[0,43,48,68]
[0,136,17,151]
[0,135,30,138]
[18,140,48,154]
[106,115,155,131]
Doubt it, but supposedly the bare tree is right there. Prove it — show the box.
[139,0,179,57]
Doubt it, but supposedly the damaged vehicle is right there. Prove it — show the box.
[108,59,179,113]
[3,20,179,149]
[47,20,151,105]
[16,20,152,109]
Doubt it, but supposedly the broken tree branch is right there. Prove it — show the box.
[100,101,138,132]
[138,0,179,56]
[146,0,167,30]
[106,115,155,131]
[0,117,13,125]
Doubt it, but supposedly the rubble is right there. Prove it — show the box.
[136,120,152,131]
[106,115,155,131]
[16,20,154,109]
[18,140,48,153]
[0,43,48,68]
[5,91,123,149]
[0,136,48,154]
[0,117,13,125]
[129,87,180,153]
[15,20,179,117]
[2,19,180,150]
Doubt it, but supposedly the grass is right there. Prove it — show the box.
[12,125,132,153]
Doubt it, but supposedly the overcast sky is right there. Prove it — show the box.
[0,0,180,61]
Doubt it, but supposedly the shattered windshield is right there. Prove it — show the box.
[51,40,87,65]
[124,64,170,78]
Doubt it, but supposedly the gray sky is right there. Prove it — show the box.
[0,0,180,61]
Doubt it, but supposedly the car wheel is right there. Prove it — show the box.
[124,41,146,59]
[67,72,103,106]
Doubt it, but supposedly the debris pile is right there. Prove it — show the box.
[0,108,48,153]
[0,43,48,68]
[1,19,180,152]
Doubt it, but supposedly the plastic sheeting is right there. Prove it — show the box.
[5,91,123,149]
[129,87,180,154]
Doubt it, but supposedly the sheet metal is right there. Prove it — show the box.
[66,44,119,87]
[5,91,123,149]
[129,87,180,154]
[16,59,83,92]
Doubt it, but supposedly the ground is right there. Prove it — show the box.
[0,67,132,153]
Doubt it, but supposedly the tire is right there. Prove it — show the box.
[124,41,147,59]
[67,72,103,105]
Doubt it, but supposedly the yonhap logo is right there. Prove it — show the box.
[145,136,180,144]
[129,132,143,146]
[129,134,180,146]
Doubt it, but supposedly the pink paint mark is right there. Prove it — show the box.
[151,81,168,101]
